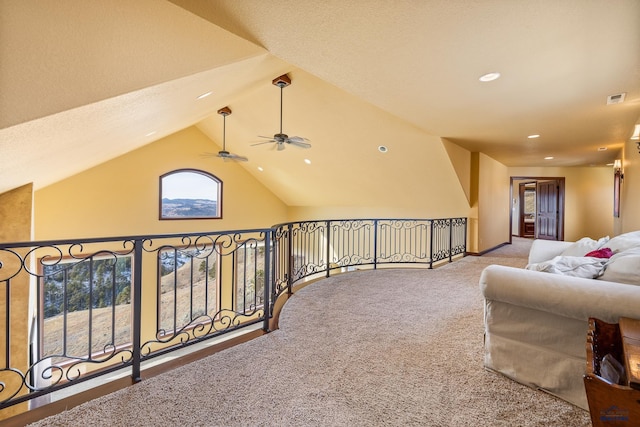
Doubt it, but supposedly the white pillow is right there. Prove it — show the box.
[599,247,640,285]
[526,255,607,279]
[606,231,640,254]
[560,236,609,257]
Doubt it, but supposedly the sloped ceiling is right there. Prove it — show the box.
[1,0,639,200]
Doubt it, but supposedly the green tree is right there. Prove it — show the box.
[116,285,131,305]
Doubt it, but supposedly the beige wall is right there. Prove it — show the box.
[509,166,614,241]
[442,138,472,205]
[34,126,288,240]
[0,183,33,418]
[620,140,640,234]
[286,136,471,223]
[469,153,510,253]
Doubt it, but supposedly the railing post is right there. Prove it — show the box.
[373,219,378,270]
[449,219,453,263]
[429,220,434,269]
[326,220,331,278]
[287,223,293,295]
[463,218,468,255]
[131,238,143,383]
[263,232,272,332]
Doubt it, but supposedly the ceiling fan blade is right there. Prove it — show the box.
[215,150,249,162]
[251,140,276,146]
[287,136,310,143]
[288,139,312,148]
[227,153,249,162]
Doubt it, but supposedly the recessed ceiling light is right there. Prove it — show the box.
[598,147,607,151]
[527,134,540,139]
[257,166,264,172]
[304,159,311,164]
[378,145,388,153]
[197,91,213,100]
[479,72,501,82]
[544,156,554,160]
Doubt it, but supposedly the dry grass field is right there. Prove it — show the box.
[42,263,211,362]
[41,249,263,366]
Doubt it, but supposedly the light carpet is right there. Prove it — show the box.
[28,239,591,426]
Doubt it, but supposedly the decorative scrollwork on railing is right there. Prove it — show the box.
[140,307,264,358]
[0,368,28,405]
[289,221,328,282]
[376,220,431,263]
[0,248,26,282]
[0,345,135,405]
[329,220,375,266]
[0,218,466,411]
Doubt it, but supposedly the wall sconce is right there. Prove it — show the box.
[613,159,623,180]
[613,159,622,218]
[631,124,640,153]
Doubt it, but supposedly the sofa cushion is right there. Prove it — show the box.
[526,255,607,279]
[599,247,640,285]
[606,231,640,254]
[560,236,609,257]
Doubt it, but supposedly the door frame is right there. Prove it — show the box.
[509,176,565,243]
[518,182,536,237]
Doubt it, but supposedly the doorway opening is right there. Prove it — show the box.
[510,176,565,242]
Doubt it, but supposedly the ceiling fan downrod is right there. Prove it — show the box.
[272,74,291,136]
[217,106,231,151]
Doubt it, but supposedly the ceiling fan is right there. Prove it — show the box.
[211,106,248,162]
[253,74,311,151]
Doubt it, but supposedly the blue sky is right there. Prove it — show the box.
[161,171,218,200]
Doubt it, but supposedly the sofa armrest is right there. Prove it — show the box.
[479,264,640,323]
[527,239,573,264]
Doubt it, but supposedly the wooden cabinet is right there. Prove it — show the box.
[523,220,535,237]
[584,318,640,426]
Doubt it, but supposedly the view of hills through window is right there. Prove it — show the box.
[160,170,220,219]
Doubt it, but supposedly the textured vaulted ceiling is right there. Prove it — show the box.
[1,0,639,199]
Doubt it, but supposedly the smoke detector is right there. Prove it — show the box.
[607,93,626,105]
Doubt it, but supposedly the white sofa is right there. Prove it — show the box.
[479,232,640,410]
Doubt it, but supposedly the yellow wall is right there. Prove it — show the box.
[34,126,288,239]
[509,166,614,241]
[442,138,472,205]
[0,183,33,418]
[287,136,471,222]
[470,153,510,253]
[620,140,640,234]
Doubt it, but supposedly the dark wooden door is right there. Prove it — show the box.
[536,180,559,240]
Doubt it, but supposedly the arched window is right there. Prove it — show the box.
[159,169,222,220]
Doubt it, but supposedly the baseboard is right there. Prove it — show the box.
[466,241,510,256]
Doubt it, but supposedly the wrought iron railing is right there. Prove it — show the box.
[0,217,466,417]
